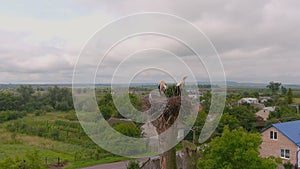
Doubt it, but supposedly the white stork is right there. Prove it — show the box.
[176,76,188,96]
[158,80,167,95]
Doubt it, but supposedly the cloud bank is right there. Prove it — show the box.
[0,0,299,84]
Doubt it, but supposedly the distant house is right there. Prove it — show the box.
[188,94,199,99]
[256,109,270,121]
[255,109,270,129]
[187,89,202,99]
[259,96,272,103]
[263,106,276,112]
[256,107,275,122]
[238,98,258,105]
[260,120,300,167]
[252,103,265,110]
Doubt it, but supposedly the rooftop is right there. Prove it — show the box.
[262,120,300,147]
[263,106,276,112]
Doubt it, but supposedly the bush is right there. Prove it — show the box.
[0,111,26,123]
[267,156,282,164]
[0,150,46,169]
[50,129,60,140]
[283,161,293,169]
[113,122,141,137]
[127,160,139,169]
[35,110,45,116]
[41,105,54,112]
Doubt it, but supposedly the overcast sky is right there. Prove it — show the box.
[1,0,300,84]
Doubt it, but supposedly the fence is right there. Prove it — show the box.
[0,152,63,168]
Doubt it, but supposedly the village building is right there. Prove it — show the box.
[260,120,300,168]
[259,96,272,103]
[238,98,259,104]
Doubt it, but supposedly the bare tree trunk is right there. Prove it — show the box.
[143,95,194,169]
[160,147,177,169]
[182,140,197,169]
[151,96,182,169]
[158,119,178,169]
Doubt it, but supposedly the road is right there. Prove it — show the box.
[80,157,150,169]
[80,160,129,169]
[80,151,183,169]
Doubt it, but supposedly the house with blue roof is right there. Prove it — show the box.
[260,120,300,168]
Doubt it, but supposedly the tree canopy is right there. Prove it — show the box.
[286,88,293,104]
[113,122,141,137]
[267,81,281,96]
[197,126,277,169]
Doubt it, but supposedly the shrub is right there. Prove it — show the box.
[127,160,139,169]
[283,161,293,169]
[113,122,141,137]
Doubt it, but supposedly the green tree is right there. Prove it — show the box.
[16,85,35,111]
[217,113,240,133]
[200,91,211,114]
[197,126,277,169]
[0,91,19,111]
[98,92,118,119]
[48,86,60,108]
[47,86,73,111]
[114,122,141,137]
[227,105,256,131]
[281,86,287,95]
[114,93,142,119]
[269,105,299,122]
[286,88,293,104]
[129,93,142,110]
[16,85,34,104]
[253,92,260,98]
[98,92,142,119]
[267,82,281,96]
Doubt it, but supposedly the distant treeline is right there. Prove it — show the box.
[0,85,73,112]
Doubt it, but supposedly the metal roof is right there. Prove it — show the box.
[266,120,300,147]
[263,106,276,112]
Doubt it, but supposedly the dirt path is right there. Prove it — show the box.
[80,160,129,169]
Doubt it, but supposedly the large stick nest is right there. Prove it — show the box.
[142,96,192,134]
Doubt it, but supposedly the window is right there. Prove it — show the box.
[285,149,290,158]
[280,149,290,159]
[270,131,278,140]
[270,131,273,139]
[281,149,284,157]
[274,131,278,139]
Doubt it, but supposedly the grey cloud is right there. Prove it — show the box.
[1,0,300,84]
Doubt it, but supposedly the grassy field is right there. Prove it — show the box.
[0,132,75,161]
[294,98,300,104]
[0,111,119,168]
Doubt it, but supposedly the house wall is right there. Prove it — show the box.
[260,126,299,166]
